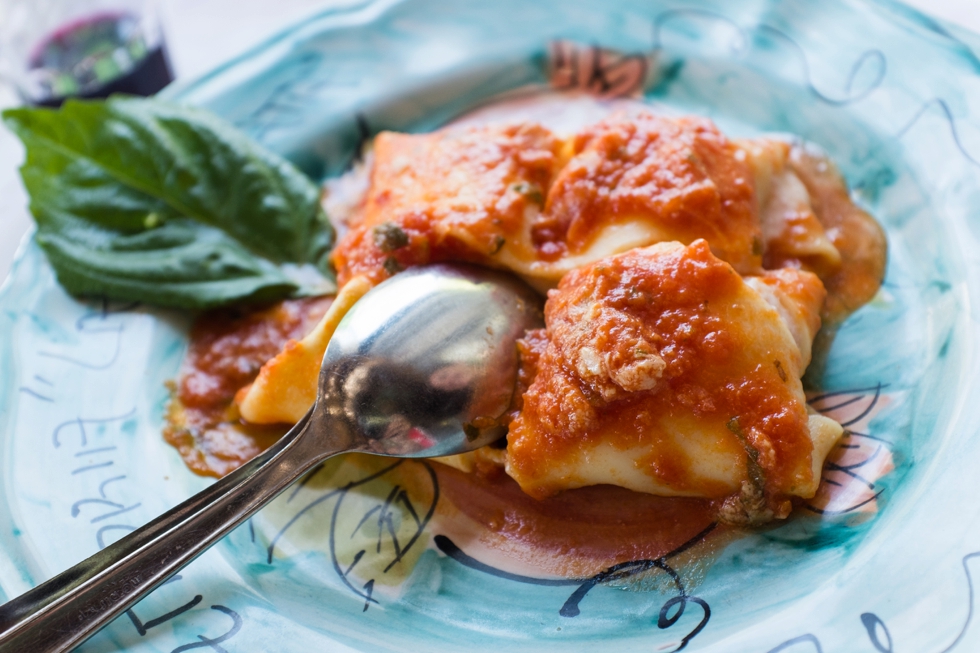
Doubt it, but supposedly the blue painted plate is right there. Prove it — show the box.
[2,0,980,650]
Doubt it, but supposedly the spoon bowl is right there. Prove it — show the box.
[322,264,542,457]
[0,264,544,653]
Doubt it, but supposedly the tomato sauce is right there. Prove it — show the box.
[536,114,761,272]
[165,297,331,476]
[433,463,725,578]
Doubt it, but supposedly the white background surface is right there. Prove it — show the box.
[0,0,978,284]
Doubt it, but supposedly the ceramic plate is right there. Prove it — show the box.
[3,0,980,650]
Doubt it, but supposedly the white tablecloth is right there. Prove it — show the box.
[1,0,977,282]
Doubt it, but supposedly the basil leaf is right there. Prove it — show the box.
[2,96,335,309]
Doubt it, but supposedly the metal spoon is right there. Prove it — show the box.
[0,264,543,653]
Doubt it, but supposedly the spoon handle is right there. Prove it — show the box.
[0,409,334,653]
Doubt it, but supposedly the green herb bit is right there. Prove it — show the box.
[774,360,787,382]
[726,416,767,490]
[373,221,410,253]
[725,416,744,438]
[383,256,404,276]
[488,235,506,255]
[510,182,544,207]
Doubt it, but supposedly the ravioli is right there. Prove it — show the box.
[506,241,840,523]
[743,139,842,278]
[332,123,563,287]
[237,277,373,425]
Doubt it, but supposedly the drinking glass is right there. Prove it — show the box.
[0,0,173,106]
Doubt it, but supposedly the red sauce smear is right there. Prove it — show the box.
[165,297,331,477]
[433,464,724,578]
